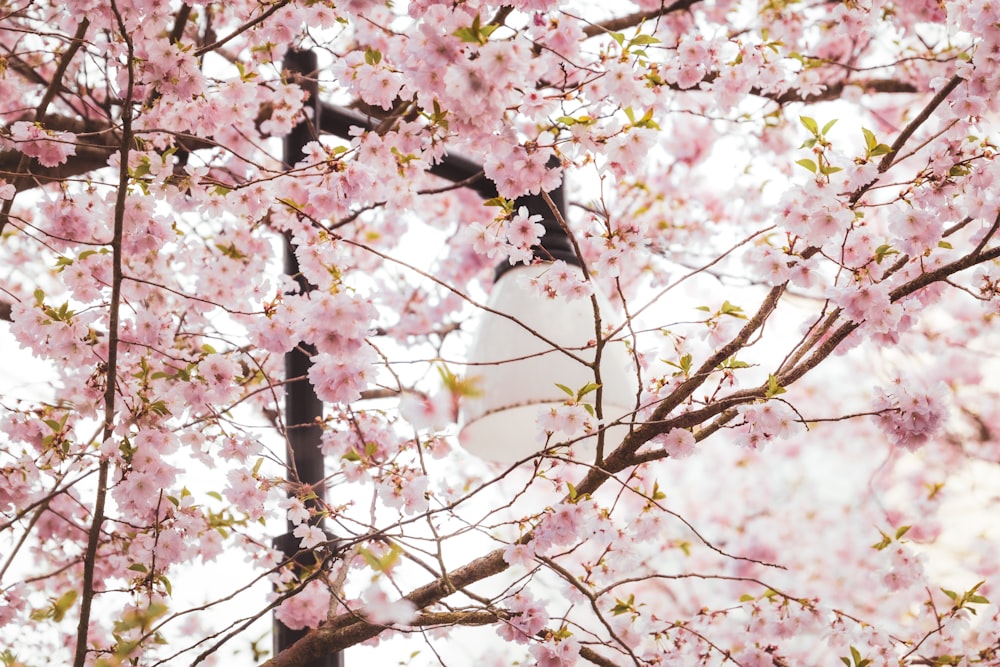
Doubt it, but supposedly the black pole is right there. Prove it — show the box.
[274,48,342,667]
[316,103,575,277]
[272,52,570,665]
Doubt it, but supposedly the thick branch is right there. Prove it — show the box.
[1,18,91,234]
[634,237,1000,470]
[36,19,91,121]
[260,550,510,666]
[410,609,509,626]
[766,77,919,105]
[0,117,221,193]
[582,0,702,37]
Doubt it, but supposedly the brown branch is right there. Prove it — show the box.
[410,609,510,626]
[582,0,702,37]
[260,550,511,665]
[72,3,133,664]
[169,3,193,45]
[0,117,222,193]
[193,0,292,58]
[579,647,625,667]
[1,17,91,235]
[877,74,962,175]
[766,77,919,105]
[36,18,91,122]
[1,50,51,88]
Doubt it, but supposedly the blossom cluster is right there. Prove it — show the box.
[2,0,1000,665]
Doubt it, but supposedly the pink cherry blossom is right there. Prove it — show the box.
[4,3,1000,666]
[657,427,696,458]
[362,587,417,626]
[274,580,331,630]
[292,523,326,549]
[8,121,77,167]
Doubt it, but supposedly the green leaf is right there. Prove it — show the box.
[451,13,495,45]
[799,115,819,135]
[862,127,877,151]
[158,574,173,597]
[452,27,477,43]
[609,31,625,47]
[871,529,892,551]
[483,196,513,212]
[577,382,601,399]
[438,363,482,398]
[128,563,148,573]
[874,244,898,264]
[765,374,786,398]
[358,544,403,574]
[364,46,382,66]
[938,240,953,249]
[235,60,257,82]
[719,356,751,370]
[821,118,838,135]
[664,353,694,377]
[610,594,635,615]
[795,158,817,174]
[895,525,911,540]
[630,34,660,46]
[567,482,578,501]
[870,144,892,157]
[720,300,746,319]
[52,589,78,622]
[555,383,575,397]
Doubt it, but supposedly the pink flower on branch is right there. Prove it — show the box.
[274,579,331,631]
[7,122,77,167]
[872,376,948,451]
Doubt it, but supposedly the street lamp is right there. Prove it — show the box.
[276,48,342,667]
[276,48,636,665]
[457,188,638,464]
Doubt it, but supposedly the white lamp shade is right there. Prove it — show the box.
[459,264,638,463]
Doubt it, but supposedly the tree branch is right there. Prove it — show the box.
[260,550,512,665]
[72,3,132,664]
[1,17,91,235]
[582,0,702,37]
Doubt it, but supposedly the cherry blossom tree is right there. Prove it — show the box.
[3,1,1000,666]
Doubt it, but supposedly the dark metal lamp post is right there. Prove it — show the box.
[274,47,633,663]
